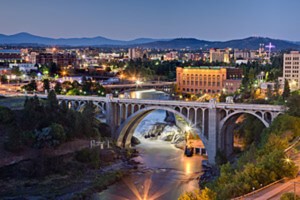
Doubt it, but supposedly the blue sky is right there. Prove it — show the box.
[0,0,299,41]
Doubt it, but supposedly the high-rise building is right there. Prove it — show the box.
[36,53,76,67]
[176,66,242,95]
[128,48,145,60]
[283,51,300,91]
[209,48,230,63]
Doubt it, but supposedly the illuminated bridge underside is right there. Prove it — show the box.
[36,94,285,164]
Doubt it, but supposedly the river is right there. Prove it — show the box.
[94,90,204,200]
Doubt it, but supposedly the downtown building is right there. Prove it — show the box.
[128,48,146,60]
[209,48,230,63]
[283,51,300,91]
[0,49,22,66]
[36,53,77,67]
[176,66,242,95]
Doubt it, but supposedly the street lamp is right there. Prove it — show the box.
[284,157,292,164]
[185,125,191,132]
[136,80,142,90]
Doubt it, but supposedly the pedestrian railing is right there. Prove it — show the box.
[231,178,286,200]
[90,139,111,149]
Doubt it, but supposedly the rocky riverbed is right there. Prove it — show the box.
[134,110,186,147]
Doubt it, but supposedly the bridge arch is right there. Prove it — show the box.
[116,106,207,150]
[220,110,269,129]
[219,110,269,157]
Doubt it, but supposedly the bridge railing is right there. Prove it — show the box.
[3,93,286,112]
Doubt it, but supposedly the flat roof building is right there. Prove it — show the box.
[283,51,300,91]
[176,66,242,95]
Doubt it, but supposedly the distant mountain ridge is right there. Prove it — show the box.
[0,32,299,50]
[139,37,300,50]
[0,32,168,46]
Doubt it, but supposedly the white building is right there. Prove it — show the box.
[9,63,37,72]
[99,52,120,60]
[283,51,300,91]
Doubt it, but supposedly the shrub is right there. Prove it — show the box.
[75,148,100,169]
[50,123,66,142]
[178,188,217,200]
[0,106,15,124]
[4,127,23,152]
[34,123,66,148]
[280,192,300,200]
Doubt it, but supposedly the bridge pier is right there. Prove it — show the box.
[207,101,218,165]
[106,94,118,139]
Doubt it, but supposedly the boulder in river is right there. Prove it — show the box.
[131,136,141,146]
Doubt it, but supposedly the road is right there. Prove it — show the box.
[244,177,300,200]
[242,145,300,200]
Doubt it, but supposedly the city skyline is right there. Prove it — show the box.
[1,0,300,41]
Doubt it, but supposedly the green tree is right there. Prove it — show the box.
[4,126,23,152]
[22,80,37,91]
[11,66,22,76]
[266,85,273,100]
[283,79,290,99]
[280,192,300,200]
[274,79,280,96]
[0,106,15,124]
[81,102,99,138]
[0,75,7,83]
[54,81,62,94]
[49,62,60,76]
[47,90,59,110]
[286,94,300,117]
[105,66,112,72]
[178,188,216,200]
[71,80,80,89]
[50,123,66,142]
[43,79,50,91]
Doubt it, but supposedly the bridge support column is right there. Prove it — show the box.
[207,100,218,165]
[106,94,117,139]
[119,104,124,125]
[202,109,205,135]
[194,108,197,126]
[125,104,128,119]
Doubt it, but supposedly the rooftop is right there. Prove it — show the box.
[0,49,21,54]
[179,66,235,69]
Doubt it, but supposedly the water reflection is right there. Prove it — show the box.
[94,90,203,200]
[94,140,203,200]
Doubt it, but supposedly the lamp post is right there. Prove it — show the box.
[136,79,141,91]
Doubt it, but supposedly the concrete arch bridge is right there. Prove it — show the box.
[36,94,285,164]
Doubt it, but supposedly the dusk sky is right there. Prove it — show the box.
[1,0,299,41]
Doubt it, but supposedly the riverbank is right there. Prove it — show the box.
[0,145,139,199]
